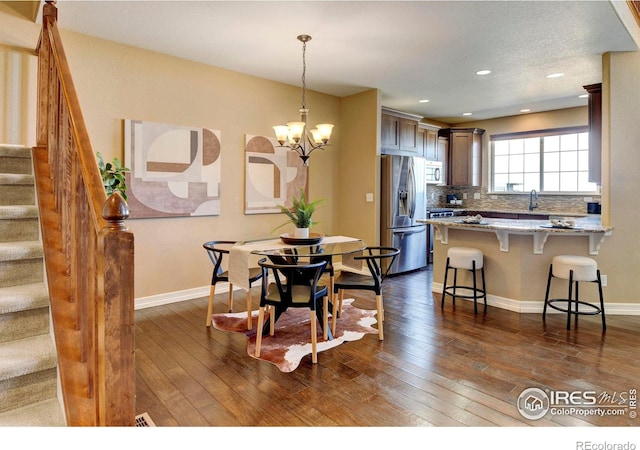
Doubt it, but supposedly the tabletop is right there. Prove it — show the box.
[228,236,366,290]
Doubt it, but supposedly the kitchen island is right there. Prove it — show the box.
[418,215,613,312]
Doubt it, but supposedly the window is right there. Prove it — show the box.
[491,127,598,193]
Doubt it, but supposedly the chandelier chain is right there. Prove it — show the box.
[301,39,307,110]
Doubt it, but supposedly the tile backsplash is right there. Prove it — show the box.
[427,185,600,215]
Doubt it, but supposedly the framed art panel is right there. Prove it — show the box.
[244,135,307,214]
[124,119,221,218]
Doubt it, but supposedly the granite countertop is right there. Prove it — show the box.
[418,215,612,254]
[419,214,611,233]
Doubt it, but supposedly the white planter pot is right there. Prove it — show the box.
[294,227,309,238]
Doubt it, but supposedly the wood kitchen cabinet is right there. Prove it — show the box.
[584,83,602,185]
[420,123,440,161]
[438,127,485,186]
[381,108,423,157]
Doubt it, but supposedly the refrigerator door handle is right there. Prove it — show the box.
[407,158,416,219]
[392,226,425,235]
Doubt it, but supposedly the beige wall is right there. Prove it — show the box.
[338,89,380,246]
[0,3,38,146]
[599,51,640,303]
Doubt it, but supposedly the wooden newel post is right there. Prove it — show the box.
[98,191,135,425]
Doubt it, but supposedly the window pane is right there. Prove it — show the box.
[578,132,589,149]
[544,172,559,191]
[544,152,559,172]
[494,141,509,156]
[560,151,578,171]
[560,133,578,151]
[578,172,597,192]
[494,155,509,173]
[509,139,524,154]
[524,153,539,171]
[559,172,577,191]
[578,150,589,171]
[523,173,540,191]
[508,173,523,185]
[510,154,524,172]
[494,174,508,191]
[524,138,539,153]
[544,136,559,153]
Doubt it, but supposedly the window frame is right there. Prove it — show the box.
[489,126,599,195]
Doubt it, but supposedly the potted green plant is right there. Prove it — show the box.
[274,188,323,238]
[97,152,130,201]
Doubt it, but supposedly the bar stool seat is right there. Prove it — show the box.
[442,247,486,314]
[543,255,606,330]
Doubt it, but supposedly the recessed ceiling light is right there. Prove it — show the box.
[418,99,430,103]
[547,72,564,78]
[579,94,589,98]
[520,109,531,113]
[476,70,491,76]
[462,112,473,116]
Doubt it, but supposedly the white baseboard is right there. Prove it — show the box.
[136,281,640,315]
[134,284,226,310]
[431,282,640,315]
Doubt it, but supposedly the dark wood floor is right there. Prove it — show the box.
[135,266,640,427]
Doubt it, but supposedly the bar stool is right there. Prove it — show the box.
[442,247,487,314]
[543,255,606,330]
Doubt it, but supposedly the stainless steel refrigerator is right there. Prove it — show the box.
[380,154,427,275]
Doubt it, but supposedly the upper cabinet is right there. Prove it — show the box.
[584,83,602,185]
[381,107,440,159]
[420,123,440,161]
[381,108,423,157]
[438,127,485,186]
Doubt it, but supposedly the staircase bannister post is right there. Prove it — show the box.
[97,192,135,425]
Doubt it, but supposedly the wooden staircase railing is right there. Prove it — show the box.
[33,1,135,426]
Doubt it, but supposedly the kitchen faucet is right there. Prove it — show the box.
[529,189,539,211]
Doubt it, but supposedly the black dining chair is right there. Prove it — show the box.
[203,241,262,330]
[332,246,400,340]
[255,258,330,364]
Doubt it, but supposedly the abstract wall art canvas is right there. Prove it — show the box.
[124,119,221,218]
[244,135,307,214]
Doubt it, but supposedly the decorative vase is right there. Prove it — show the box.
[294,227,309,239]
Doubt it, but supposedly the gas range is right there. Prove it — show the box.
[428,208,455,218]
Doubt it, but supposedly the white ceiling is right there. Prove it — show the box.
[48,0,640,124]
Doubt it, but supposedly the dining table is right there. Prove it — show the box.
[228,235,367,339]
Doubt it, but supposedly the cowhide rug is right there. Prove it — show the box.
[210,298,378,372]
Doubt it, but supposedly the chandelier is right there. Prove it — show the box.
[273,35,334,166]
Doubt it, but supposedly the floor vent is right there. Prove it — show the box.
[135,412,156,427]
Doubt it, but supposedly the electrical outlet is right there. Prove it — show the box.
[365,193,374,202]
[601,274,607,287]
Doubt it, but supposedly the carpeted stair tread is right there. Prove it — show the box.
[0,145,30,158]
[0,173,34,185]
[0,283,49,314]
[0,397,65,426]
[0,241,43,262]
[0,205,38,219]
[0,334,57,382]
